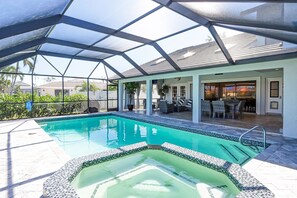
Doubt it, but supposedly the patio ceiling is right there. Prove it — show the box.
[0,0,297,80]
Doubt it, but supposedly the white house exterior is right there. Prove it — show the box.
[119,51,297,139]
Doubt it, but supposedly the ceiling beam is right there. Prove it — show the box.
[46,38,121,55]
[60,16,152,44]
[38,51,102,62]
[0,15,61,40]
[0,37,122,59]
[151,43,181,71]
[101,60,125,79]
[209,25,235,64]
[122,54,148,75]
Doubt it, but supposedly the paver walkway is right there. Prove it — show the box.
[0,120,70,198]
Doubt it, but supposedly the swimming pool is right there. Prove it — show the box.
[38,115,262,165]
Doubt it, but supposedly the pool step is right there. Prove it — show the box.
[249,145,261,153]
[219,144,251,165]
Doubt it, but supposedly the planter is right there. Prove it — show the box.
[127,104,134,111]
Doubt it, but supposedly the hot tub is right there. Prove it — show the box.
[43,142,273,198]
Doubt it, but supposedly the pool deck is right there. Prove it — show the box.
[1,112,297,197]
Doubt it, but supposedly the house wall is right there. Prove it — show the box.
[119,58,297,138]
[163,70,282,115]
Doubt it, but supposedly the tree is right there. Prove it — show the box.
[107,86,117,91]
[76,81,99,94]
[2,57,35,95]
[0,66,15,93]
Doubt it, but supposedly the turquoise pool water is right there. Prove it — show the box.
[72,150,240,198]
[39,115,261,164]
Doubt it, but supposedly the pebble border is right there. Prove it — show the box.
[43,142,274,198]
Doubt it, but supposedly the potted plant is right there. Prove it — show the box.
[125,82,139,111]
[158,84,170,100]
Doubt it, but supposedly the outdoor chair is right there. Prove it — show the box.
[185,99,192,111]
[201,100,212,117]
[174,97,187,112]
[234,100,246,119]
[159,100,174,114]
[212,100,229,119]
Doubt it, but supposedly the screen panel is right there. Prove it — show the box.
[0,0,70,28]
[0,27,49,51]
[0,47,37,64]
[41,56,71,74]
[34,76,63,101]
[123,7,197,40]
[94,36,142,52]
[89,63,108,79]
[78,50,113,59]
[125,45,175,74]
[64,59,99,77]
[34,55,61,75]
[0,54,36,74]
[157,26,228,70]
[48,24,108,45]
[65,0,159,29]
[40,43,82,55]
[88,79,107,112]
[181,2,297,32]
[214,25,297,61]
[105,55,142,77]
[104,64,120,80]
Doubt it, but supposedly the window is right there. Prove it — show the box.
[270,81,279,98]
[55,89,69,96]
[180,86,186,98]
[204,81,256,112]
[172,86,177,101]
[204,84,219,100]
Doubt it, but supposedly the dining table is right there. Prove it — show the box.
[225,102,239,119]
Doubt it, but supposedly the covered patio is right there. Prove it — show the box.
[134,109,283,133]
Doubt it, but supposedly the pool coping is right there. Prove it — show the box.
[43,142,274,198]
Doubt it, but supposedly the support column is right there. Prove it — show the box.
[283,65,297,138]
[192,74,201,123]
[146,79,152,115]
[118,82,124,112]
[87,79,90,112]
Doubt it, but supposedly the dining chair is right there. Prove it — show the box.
[212,100,229,118]
[201,100,212,117]
[235,100,246,119]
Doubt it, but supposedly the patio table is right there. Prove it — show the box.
[225,102,239,119]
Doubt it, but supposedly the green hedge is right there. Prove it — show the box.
[0,93,88,120]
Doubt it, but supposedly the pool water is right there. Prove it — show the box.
[39,115,261,164]
[71,150,240,198]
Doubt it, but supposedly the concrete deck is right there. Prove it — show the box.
[0,120,70,198]
[0,112,296,197]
